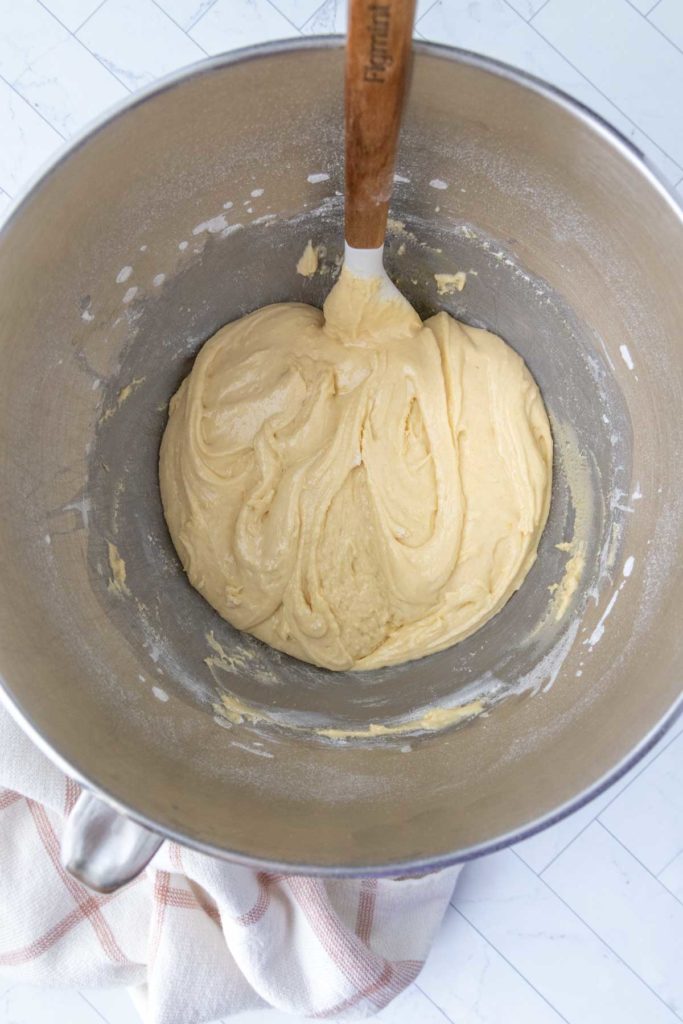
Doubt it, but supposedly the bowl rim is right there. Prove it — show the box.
[1,36,682,876]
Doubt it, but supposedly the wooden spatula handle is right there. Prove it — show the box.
[345,0,417,249]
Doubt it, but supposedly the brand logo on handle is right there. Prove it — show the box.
[364,3,393,83]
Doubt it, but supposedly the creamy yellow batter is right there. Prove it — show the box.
[159,268,552,671]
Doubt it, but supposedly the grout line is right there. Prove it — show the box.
[0,69,67,140]
[78,54,133,93]
[75,54,136,94]
[34,0,133,94]
[264,0,307,36]
[622,0,683,57]
[536,816,600,876]
[185,0,219,34]
[534,724,683,874]
[78,993,111,1024]
[530,0,552,21]
[300,0,339,33]
[75,0,108,33]
[524,848,683,1021]
[649,13,683,58]
[597,819,683,909]
[507,2,683,188]
[659,847,683,877]
[415,0,440,25]
[148,0,209,54]
[446,901,572,1023]
[660,872,683,905]
[190,0,304,39]
[268,0,327,31]
[185,1,219,32]
[413,982,457,1024]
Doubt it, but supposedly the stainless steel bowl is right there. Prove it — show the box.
[1,39,682,883]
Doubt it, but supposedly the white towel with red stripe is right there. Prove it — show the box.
[0,702,460,1023]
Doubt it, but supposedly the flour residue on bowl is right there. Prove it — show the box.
[619,344,635,371]
[585,554,636,649]
[62,496,92,530]
[192,213,230,236]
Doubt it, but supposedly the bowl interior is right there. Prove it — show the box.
[90,202,627,732]
[0,42,681,871]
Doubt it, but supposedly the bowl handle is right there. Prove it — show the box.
[61,791,163,892]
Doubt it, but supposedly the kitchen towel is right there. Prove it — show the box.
[0,701,460,1023]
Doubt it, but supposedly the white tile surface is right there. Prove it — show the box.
[544,822,683,1017]
[418,904,565,1023]
[77,0,205,90]
[626,0,660,13]
[454,848,680,1024]
[302,0,436,29]
[2,3,683,1024]
[649,0,683,52]
[507,0,550,18]
[38,0,105,33]
[0,984,117,1024]
[0,75,63,195]
[154,0,218,32]
[417,0,683,183]
[79,988,142,1024]
[0,0,142,138]
[0,0,67,80]
[220,1010,304,1024]
[599,731,683,874]
[376,982,455,1023]
[659,848,683,900]
[534,0,683,166]
[190,0,296,53]
[12,31,126,136]
[300,0,470,37]
[301,0,346,34]
[269,0,322,29]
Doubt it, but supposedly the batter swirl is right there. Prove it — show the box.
[160,269,552,670]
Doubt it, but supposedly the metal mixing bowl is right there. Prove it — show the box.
[1,39,682,882]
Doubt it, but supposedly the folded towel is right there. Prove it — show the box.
[0,702,460,1023]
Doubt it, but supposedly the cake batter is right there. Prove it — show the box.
[160,267,552,671]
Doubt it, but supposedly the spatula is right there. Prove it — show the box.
[344,0,418,302]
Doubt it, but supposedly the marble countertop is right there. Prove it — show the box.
[1,2,683,1023]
